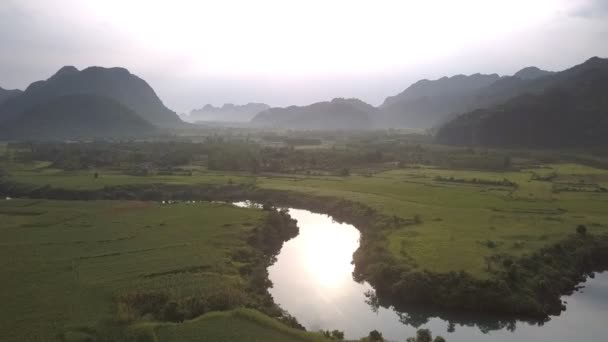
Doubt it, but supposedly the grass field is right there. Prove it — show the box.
[4,161,608,278]
[3,157,608,339]
[0,198,329,341]
[256,164,608,277]
[151,309,330,342]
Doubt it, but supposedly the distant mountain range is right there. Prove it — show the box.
[247,64,561,131]
[0,87,22,105]
[377,65,560,129]
[436,57,608,147]
[0,57,606,146]
[188,103,270,122]
[0,94,156,140]
[378,73,502,129]
[513,66,554,80]
[251,98,375,130]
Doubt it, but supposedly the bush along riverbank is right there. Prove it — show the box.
[354,229,608,319]
[2,181,608,321]
[113,206,302,329]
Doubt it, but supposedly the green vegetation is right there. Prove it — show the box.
[0,198,323,341]
[1,137,608,338]
[406,329,446,342]
[153,309,330,342]
[4,142,608,279]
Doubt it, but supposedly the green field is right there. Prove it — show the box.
[152,309,330,342]
[256,164,608,277]
[4,161,608,278]
[0,198,328,341]
[3,152,608,339]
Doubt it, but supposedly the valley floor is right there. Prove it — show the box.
[7,161,608,278]
[2,154,608,340]
[0,198,328,341]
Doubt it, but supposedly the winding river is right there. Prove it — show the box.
[236,203,608,341]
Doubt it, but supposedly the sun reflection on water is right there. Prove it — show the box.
[276,209,360,291]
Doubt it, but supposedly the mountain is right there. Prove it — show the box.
[378,74,502,129]
[471,66,558,110]
[378,65,557,129]
[0,94,157,140]
[188,103,270,122]
[513,66,554,80]
[0,66,181,126]
[436,57,608,147]
[251,98,375,130]
[0,87,22,105]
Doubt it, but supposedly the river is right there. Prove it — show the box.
[235,203,608,341]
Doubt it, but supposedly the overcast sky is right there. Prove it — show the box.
[1,0,607,112]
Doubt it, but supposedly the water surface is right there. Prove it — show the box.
[267,207,608,342]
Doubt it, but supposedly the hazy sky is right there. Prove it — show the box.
[1,0,607,112]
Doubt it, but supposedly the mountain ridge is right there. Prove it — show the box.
[378,73,503,129]
[251,98,375,130]
[189,102,270,122]
[0,66,182,127]
[0,94,157,140]
[0,86,23,105]
[436,57,608,147]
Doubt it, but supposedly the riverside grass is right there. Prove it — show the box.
[6,162,608,278]
[2,160,608,340]
[0,199,329,341]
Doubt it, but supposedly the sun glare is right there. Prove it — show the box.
[303,231,356,289]
[75,0,564,78]
[287,210,360,289]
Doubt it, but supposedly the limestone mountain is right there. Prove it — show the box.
[436,57,608,147]
[189,103,270,122]
[378,73,501,129]
[0,66,181,126]
[0,86,22,105]
[0,94,157,140]
[251,98,375,130]
[513,66,554,80]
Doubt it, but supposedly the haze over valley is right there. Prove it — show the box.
[1,56,607,148]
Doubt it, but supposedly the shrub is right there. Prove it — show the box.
[116,291,168,321]
[330,330,345,340]
[321,329,345,340]
[576,224,587,236]
[368,330,384,341]
[406,329,446,342]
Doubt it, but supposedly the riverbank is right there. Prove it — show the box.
[0,196,330,341]
[2,180,608,320]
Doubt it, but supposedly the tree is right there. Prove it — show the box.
[250,158,260,174]
[406,329,446,342]
[340,168,350,177]
[503,155,512,169]
[368,330,384,341]
[262,202,274,211]
[415,329,432,342]
[321,330,344,340]
[576,224,587,236]
[331,330,344,340]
